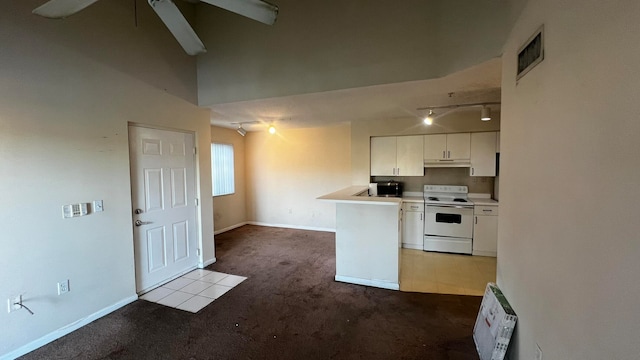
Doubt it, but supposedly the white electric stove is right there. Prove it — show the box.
[423,185,474,254]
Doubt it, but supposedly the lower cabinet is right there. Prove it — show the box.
[402,202,424,250]
[472,205,498,257]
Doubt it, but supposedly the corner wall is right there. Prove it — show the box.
[244,124,351,231]
[0,2,212,357]
[498,0,640,358]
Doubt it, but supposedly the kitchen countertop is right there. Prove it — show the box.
[318,186,402,205]
[319,188,498,206]
[468,193,499,206]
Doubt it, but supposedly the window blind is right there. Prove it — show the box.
[211,143,235,196]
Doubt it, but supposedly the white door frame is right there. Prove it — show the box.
[128,123,203,294]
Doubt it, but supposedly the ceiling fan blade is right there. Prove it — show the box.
[148,0,206,56]
[33,0,100,18]
[200,0,278,25]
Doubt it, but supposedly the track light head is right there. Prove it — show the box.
[481,106,491,121]
[237,125,247,136]
[423,110,434,125]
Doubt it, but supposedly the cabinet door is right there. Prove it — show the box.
[396,135,424,176]
[473,215,498,256]
[423,134,447,160]
[470,132,497,177]
[402,211,424,248]
[446,133,471,160]
[370,137,397,176]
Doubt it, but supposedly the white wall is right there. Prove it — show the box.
[195,0,513,105]
[211,126,248,233]
[498,1,640,359]
[0,2,212,358]
[245,124,351,231]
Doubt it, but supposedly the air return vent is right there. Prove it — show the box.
[517,25,544,81]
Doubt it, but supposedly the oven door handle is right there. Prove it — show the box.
[426,204,473,210]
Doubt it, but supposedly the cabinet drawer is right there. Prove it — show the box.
[474,205,498,215]
[402,202,425,212]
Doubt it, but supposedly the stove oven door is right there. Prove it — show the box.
[424,204,473,238]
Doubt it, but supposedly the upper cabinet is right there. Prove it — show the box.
[470,132,497,177]
[371,135,424,176]
[424,133,470,161]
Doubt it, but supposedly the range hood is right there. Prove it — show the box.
[424,160,472,168]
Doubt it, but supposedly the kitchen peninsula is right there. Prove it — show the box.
[318,186,401,290]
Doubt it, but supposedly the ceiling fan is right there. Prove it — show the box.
[32,0,279,55]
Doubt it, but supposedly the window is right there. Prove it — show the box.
[211,143,235,196]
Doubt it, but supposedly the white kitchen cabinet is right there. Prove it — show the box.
[423,133,470,161]
[371,136,397,176]
[370,135,424,176]
[472,205,498,257]
[402,202,424,250]
[470,132,497,177]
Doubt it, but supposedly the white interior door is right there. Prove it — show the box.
[129,125,198,293]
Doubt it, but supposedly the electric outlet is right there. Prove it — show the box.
[535,344,543,360]
[58,279,70,295]
[7,295,22,313]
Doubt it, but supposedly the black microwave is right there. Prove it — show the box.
[376,181,403,197]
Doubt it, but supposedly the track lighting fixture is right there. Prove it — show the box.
[481,105,491,121]
[268,125,276,134]
[418,102,500,123]
[231,121,259,136]
[423,110,434,125]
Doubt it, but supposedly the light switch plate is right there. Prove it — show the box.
[93,200,104,212]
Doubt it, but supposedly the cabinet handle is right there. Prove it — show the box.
[448,150,451,158]
[397,168,400,175]
[472,168,475,175]
[420,213,423,221]
[475,216,478,225]
[442,150,446,159]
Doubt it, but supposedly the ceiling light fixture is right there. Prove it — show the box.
[418,101,500,122]
[268,125,276,134]
[231,121,259,136]
[423,110,434,125]
[481,105,491,121]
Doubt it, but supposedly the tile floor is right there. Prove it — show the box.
[140,269,247,313]
[400,249,496,296]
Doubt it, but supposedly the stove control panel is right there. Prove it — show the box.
[423,185,468,193]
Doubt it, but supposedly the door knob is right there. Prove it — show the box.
[134,209,143,214]
[135,220,152,226]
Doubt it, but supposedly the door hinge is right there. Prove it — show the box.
[197,248,201,256]
[195,198,199,206]
[193,147,197,155]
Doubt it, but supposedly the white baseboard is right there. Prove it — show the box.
[2,295,138,360]
[247,221,335,233]
[214,222,249,235]
[334,275,399,291]
[472,250,497,257]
